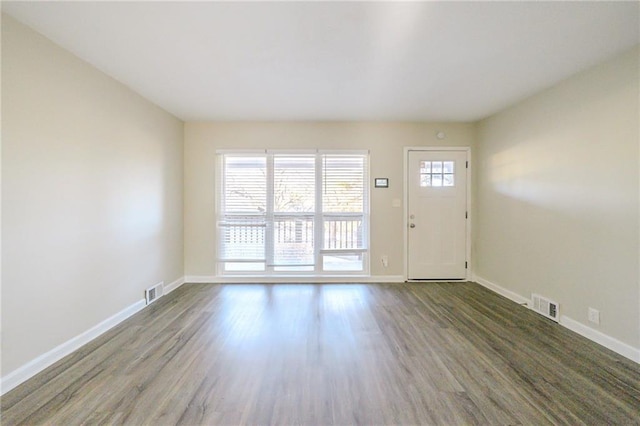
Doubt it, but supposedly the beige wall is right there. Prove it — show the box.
[475,47,640,348]
[184,122,475,278]
[3,10,637,380]
[1,16,184,374]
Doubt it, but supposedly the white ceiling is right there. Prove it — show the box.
[3,1,639,122]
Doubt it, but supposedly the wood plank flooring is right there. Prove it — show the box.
[2,282,639,425]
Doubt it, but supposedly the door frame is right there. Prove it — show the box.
[403,147,472,282]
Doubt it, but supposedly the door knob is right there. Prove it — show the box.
[409,223,416,228]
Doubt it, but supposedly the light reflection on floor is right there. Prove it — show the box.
[217,284,370,348]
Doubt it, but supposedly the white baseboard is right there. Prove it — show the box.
[164,276,186,294]
[1,298,145,395]
[560,315,640,363]
[184,275,405,284]
[472,274,529,305]
[1,275,187,395]
[472,274,640,364]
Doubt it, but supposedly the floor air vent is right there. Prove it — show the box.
[145,282,164,305]
[531,293,559,322]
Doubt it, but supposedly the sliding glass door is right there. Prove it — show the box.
[218,151,368,275]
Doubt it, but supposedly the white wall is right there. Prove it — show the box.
[475,47,639,350]
[1,16,184,376]
[184,122,475,279]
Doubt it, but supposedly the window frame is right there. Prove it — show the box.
[216,149,370,276]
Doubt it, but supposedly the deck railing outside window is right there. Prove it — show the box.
[218,151,368,275]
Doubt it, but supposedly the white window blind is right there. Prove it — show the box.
[218,151,368,275]
[272,156,315,268]
[223,156,266,214]
[322,155,364,213]
[219,156,266,264]
[321,155,366,271]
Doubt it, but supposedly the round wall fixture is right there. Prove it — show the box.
[436,131,446,140]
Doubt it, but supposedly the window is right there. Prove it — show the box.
[218,151,368,275]
[419,161,455,187]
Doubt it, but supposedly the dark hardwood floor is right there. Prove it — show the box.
[2,282,639,425]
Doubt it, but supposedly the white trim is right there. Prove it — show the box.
[318,149,370,155]
[404,146,471,152]
[265,153,275,268]
[465,150,472,281]
[473,274,530,305]
[216,149,267,154]
[164,276,186,294]
[403,150,408,280]
[216,149,370,156]
[1,298,146,395]
[184,275,404,284]
[473,274,640,364]
[403,147,472,281]
[215,153,224,276]
[268,149,318,154]
[314,154,323,274]
[560,315,640,363]
[363,152,371,275]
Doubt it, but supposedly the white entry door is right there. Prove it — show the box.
[407,150,468,280]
